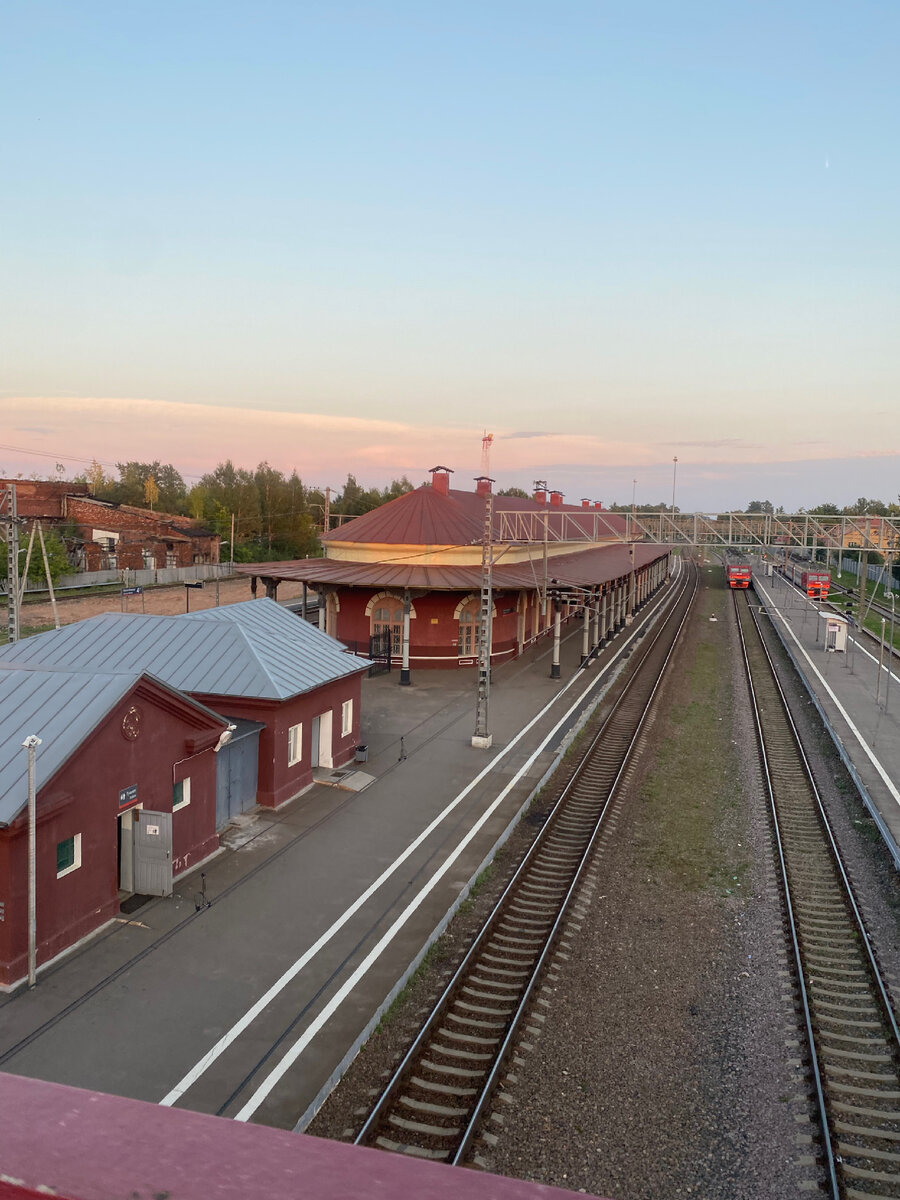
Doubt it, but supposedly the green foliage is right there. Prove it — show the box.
[498,486,530,498]
[23,528,71,586]
[746,499,774,514]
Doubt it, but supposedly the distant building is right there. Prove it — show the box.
[0,480,220,572]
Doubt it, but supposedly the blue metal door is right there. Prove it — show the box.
[215,720,262,829]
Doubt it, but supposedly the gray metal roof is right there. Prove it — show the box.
[0,599,369,701]
[0,668,140,826]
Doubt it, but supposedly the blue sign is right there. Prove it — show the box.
[118,785,138,807]
[121,586,143,596]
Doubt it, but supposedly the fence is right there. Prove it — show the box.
[24,561,238,594]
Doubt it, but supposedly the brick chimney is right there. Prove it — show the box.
[430,466,453,496]
[581,498,591,509]
[474,476,493,497]
[549,490,564,508]
[593,501,604,510]
[533,479,547,505]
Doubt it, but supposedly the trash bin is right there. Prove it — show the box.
[355,745,368,763]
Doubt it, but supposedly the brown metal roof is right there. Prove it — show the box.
[322,486,627,546]
[238,542,666,593]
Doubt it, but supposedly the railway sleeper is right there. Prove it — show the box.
[467,974,526,992]
[444,1010,506,1030]
[834,1107,900,1128]
[839,1160,900,1187]
[816,998,882,1018]
[374,1136,449,1161]
[455,996,515,1016]
[828,1079,900,1100]
[430,1043,494,1063]
[387,1113,461,1139]
[399,1094,470,1119]
[409,1076,478,1100]
[822,1044,897,1064]
[824,1032,897,1051]
[420,1058,486,1080]
[475,957,531,976]
[838,1133,900,1156]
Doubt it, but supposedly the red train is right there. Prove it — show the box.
[726,565,752,589]
[789,563,830,599]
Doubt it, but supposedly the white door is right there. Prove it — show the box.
[118,805,142,893]
[318,710,333,769]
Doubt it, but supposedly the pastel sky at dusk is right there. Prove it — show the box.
[2,2,898,511]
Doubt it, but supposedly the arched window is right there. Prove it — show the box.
[372,604,403,655]
[458,604,480,657]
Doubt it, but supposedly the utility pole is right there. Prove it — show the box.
[472,488,494,749]
[2,483,20,644]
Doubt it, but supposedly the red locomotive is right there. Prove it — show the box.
[792,561,835,600]
[726,564,752,589]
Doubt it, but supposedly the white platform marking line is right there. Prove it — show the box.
[231,634,635,1122]
[159,563,678,1107]
[754,577,900,809]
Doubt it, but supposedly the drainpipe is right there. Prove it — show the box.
[23,734,41,989]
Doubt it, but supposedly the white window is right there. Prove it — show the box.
[173,777,191,810]
[341,699,353,737]
[288,722,302,766]
[56,833,82,879]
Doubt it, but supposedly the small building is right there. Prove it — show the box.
[0,667,228,988]
[0,600,371,811]
[820,612,849,653]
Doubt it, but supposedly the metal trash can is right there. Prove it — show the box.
[354,744,368,763]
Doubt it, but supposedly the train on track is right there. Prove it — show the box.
[725,564,752,589]
[783,561,831,599]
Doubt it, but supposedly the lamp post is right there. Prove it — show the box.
[22,734,41,988]
[184,581,204,612]
[671,456,678,512]
[887,593,895,714]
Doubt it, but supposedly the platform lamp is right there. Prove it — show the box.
[22,734,42,989]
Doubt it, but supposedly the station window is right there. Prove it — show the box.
[288,723,302,766]
[341,699,353,737]
[458,604,480,657]
[173,778,191,810]
[371,604,402,655]
[56,833,82,879]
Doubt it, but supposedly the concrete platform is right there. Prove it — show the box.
[0,571,680,1135]
[749,563,900,863]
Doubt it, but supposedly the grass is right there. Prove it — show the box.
[637,583,748,897]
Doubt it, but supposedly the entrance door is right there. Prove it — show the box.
[310,715,320,768]
[827,626,838,651]
[317,710,333,769]
[215,727,260,829]
[118,805,142,893]
[132,809,173,896]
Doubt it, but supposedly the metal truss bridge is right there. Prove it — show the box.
[496,510,900,553]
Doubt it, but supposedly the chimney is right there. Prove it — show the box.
[581,498,591,509]
[593,501,604,510]
[533,479,547,505]
[430,465,453,496]
[549,490,564,508]
[474,476,493,497]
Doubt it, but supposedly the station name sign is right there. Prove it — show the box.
[121,586,143,596]
[118,785,139,807]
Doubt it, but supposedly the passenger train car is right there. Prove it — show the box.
[788,562,831,599]
[726,564,752,589]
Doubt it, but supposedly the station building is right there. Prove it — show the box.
[239,468,672,673]
[0,601,370,985]
[0,667,228,987]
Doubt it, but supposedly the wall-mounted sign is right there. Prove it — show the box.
[118,785,138,807]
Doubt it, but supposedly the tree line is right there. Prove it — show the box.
[67,460,415,562]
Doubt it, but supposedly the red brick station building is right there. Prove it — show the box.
[242,467,672,679]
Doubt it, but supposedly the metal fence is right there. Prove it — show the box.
[24,561,238,594]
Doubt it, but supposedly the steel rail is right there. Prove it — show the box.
[355,561,698,1162]
[734,589,900,1198]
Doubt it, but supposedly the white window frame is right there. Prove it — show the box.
[173,777,191,810]
[288,722,303,766]
[341,699,353,738]
[56,832,82,879]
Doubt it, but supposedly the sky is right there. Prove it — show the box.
[2,1,898,511]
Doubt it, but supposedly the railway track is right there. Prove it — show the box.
[354,560,698,1165]
[735,589,900,1199]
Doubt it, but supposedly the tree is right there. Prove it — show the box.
[746,500,774,514]
[498,486,530,499]
[143,475,159,510]
[810,503,841,516]
[23,527,71,587]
